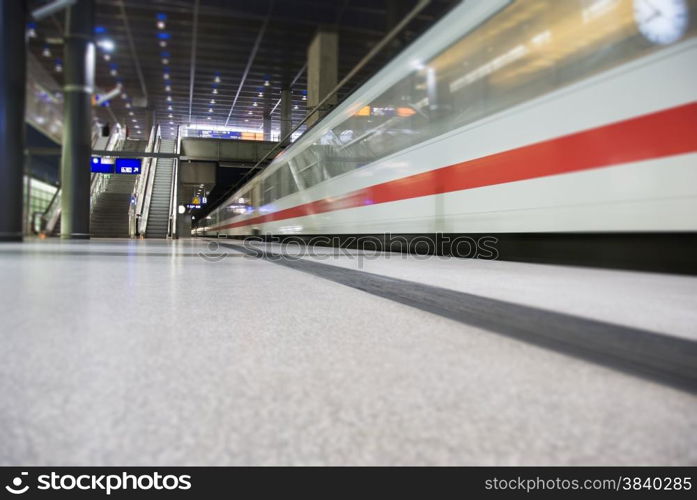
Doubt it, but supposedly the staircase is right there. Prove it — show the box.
[89,139,146,238]
[146,139,176,238]
[90,176,136,238]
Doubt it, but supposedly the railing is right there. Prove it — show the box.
[138,127,162,236]
[88,130,124,211]
[167,128,181,238]
[43,188,61,235]
[129,125,158,237]
[89,171,108,208]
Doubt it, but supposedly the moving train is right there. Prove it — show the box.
[197,0,697,272]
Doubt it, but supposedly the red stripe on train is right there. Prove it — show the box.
[210,102,697,232]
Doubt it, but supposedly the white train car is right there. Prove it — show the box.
[199,0,697,272]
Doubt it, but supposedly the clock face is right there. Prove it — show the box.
[634,0,690,44]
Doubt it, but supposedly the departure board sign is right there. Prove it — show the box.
[114,158,142,174]
[198,130,242,139]
[90,157,114,174]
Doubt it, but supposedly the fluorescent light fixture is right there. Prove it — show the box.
[97,39,115,52]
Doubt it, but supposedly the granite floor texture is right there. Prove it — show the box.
[0,238,696,465]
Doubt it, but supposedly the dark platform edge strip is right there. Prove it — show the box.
[216,240,697,395]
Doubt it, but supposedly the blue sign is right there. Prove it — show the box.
[115,158,142,174]
[198,130,242,139]
[91,157,114,173]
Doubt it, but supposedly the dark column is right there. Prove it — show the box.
[280,87,292,146]
[0,0,27,242]
[262,88,272,142]
[60,0,95,239]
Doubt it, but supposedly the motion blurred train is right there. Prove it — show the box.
[197,0,697,272]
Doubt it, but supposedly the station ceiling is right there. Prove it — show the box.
[28,0,459,142]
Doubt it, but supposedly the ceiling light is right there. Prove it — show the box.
[258,92,263,97]
[165,85,171,92]
[42,46,51,58]
[167,105,173,111]
[293,105,298,110]
[129,111,134,116]
[208,108,213,113]
[125,102,131,109]
[110,69,117,76]
[252,102,257,107]
[210,99,215,104]
[168,114,173,118]
[132,119,137,123]
[159,41,167,48]
[166,96,172,102]
[244,119,249,122]
[214,75,221,83]
[121,93,128,99]
[264,80,270,87]
[162,58,169,65]
[212,88,218,94]
[163,73,170,80]
[97,39,115,52]
[135,125,141,129]
[169,121,174,125]
[248,111,252,115]
[302,95,307,101]
[157,21,166,30]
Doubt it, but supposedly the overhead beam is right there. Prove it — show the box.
[188,0,200,123]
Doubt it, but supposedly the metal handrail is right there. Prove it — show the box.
[130,124,158,237]
[139,127,162,236]
[89,171,107,209]
[88,130,123,210]
[167,127,181,238]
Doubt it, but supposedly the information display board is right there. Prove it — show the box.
[114,158,142,174]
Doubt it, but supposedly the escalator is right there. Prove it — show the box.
[145,139,176,238]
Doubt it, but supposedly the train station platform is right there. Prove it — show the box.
[1,238,696,465]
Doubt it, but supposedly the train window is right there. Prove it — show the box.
[278,164,298,198]
[294,148,325,189]
[262,175,276,205]
[303,0,697,180]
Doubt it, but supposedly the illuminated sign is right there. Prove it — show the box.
[196,129,265,141]
[114,158,142,174]
[353,105,415,118]
[90,157,114,173]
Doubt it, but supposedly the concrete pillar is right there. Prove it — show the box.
[307,28,337,126]
[280,87,292,146]
[386,0,410,54]
[145,107,155,137]
[262,89,272,141]
[0,0,27,242]
[60,0,95,239]
[24,156,31,235]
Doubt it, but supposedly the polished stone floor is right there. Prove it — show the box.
[1,238,695,465]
